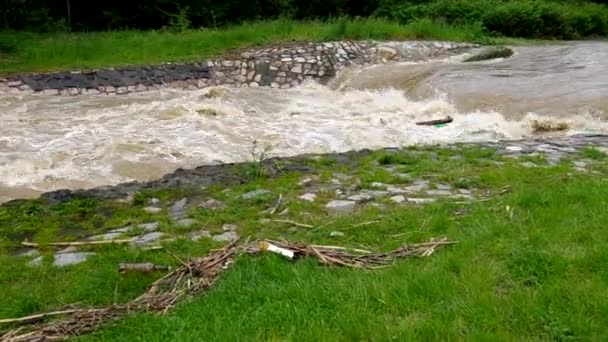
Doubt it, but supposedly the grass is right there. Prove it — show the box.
[2,145,608,339]
[0,18,518,75]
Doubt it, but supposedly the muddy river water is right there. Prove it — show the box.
[1,41,607,202]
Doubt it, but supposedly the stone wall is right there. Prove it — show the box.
[0,41,477,96]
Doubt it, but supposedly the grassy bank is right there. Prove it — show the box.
[1,19,507,75]
[2,144,608,339]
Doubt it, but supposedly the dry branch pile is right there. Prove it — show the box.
[1,238,455,341]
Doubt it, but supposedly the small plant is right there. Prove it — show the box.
[161,5,191,32]
[248,139,273,179]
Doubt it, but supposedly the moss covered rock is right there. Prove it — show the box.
[464,46,514,62]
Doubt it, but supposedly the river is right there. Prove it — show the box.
[1,41,607,202]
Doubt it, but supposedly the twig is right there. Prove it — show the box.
[309,245,372,254]
[351,220,380,228]
[268,194,283,215]
[272,220,314,228]
[22,239,134,248]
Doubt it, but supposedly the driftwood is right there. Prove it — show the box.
[22,239,134,248]
[415,116,453,126]
[118,263,170,274]
[1,238,455,341]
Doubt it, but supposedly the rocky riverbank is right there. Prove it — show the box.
[0,41,476,95]
[5,133,608,267]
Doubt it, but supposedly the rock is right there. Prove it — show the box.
[407,198,436,204]
[147,198,161,206]
[139,222,160,232]
[175,218,197,228]
[53,252,96,267]
[212,231,239,242]
[464,46,513,62]
[241,189,271,199]
[169,198,188,220]
[188,230,212,241]
[506,146,523,152]
[370,182,387,189]
[88,232,123,241]
[426,190,453,196]
[326,200,356,214]
[199,198,224,210]
[458,189,472,195]
[143,207,162,214]
[132,232,167,246]
[387,186,406,195]
[299,193,317,202]
[19,249,40,257]
[404,180,430,193]
[390,195,406,204]
[573,161,588,168]
[222,224,238,232]
[298,177,314,186]
[347,193,374,203]
[520,161,537,168]
[377,46,398,60]
[329,231,345,237]
[436,183,452,190]
[57,246,79,254]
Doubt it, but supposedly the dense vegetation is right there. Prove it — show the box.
[2,0,608,39]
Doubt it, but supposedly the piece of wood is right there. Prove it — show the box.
[0,309,90,325]
[118,263,170,274]
[272,219,314,228]
[22,239,134,248]
[415,116,453,126]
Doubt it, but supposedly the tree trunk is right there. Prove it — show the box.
[66,0,71,31]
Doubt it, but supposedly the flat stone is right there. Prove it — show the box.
[426,190,453,196]
[138,222,160,232]
[404,180,430,192]
[132,232,167,246]
[7,80,22,87]
[199,198,225,210]
[387,186,406,195]
[175,218,197,228]
[573,161,588,168]
[329,231,345,237]
[147,198,161,205]
[89,232,123,241]
[144,207,162,213]
[188,230,212,241]
[520,161,537,168]
[458,189,472,195]
[407,198,436,204]
[57,246,79,254]
[212,231,239,242]
[506,146,523,152]
[169,198,188,220]
[241,189,271,199]
[299,193,317,202]
[222,224,238,232]
[326,200,356,214]
[370,182,387,189]
[19,249,40,257]
[347,193,374,203]
[390,195,406,204]
[53,252,96,267]
[436,183,452,190]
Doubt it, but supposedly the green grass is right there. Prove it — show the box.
[2,145,608,339]
[0,18,513,75]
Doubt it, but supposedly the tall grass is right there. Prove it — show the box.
[0,19,491,75]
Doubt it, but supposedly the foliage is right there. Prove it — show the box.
[1,0,607,40]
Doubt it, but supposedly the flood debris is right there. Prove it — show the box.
[1,237,456,341]
[416,116,453,126]
[118,263,171,274]
[530,119,569,133]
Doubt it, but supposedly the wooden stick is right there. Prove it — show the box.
[0,309,92,325]
[309,245,372,254]
[272,220,314,228]
[22,239,134,248]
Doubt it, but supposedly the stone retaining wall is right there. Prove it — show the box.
[0,41,477,96]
